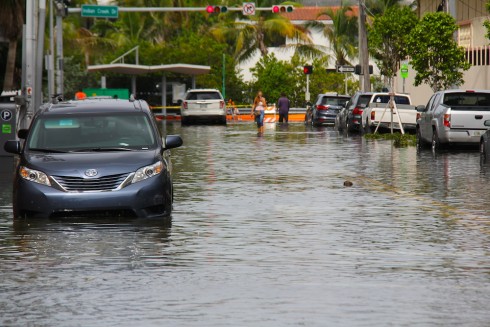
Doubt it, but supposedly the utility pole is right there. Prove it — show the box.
[55,11,64,97]
[358,0,370,92]
[20,0,38,130]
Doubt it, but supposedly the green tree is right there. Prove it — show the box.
[210,5,317,63]
[311,5,358,66]
[0,0,23,90]
[407,12,470,92]
[484,1,490,40]
[368,6,417,85]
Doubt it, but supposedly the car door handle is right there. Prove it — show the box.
[475,115,483,119]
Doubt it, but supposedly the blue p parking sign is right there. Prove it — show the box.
[1,110,12,122]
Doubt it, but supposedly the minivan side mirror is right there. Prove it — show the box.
[4,140,21,154]
[18,129,28,139]
[416,105,426,112]
[164,135,183,149]
[484,120,490,127]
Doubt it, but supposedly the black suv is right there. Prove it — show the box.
[305,93,350,126]
[4,98,183,219]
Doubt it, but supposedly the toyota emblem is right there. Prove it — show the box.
[84,169,98,177]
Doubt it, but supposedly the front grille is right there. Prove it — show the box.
[52,173,130,192]
[50,209,137,219]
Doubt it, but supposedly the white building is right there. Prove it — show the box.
[398,0,490,105]
[238,6,360,81]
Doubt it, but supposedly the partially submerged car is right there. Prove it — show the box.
[4,98,183,219]
[180,89,226,125]
[416,90,490,151]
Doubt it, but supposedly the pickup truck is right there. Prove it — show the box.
[361,93,416,133]
[416,89,490,151]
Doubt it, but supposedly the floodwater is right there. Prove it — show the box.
[1,122,489,326]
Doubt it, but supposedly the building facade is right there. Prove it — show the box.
[400,0,490,105]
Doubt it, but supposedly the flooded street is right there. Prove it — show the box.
[1,122,489,326]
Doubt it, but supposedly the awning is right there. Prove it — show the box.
[87,63,211,75]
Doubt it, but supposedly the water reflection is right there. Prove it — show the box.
[1,123,489,326]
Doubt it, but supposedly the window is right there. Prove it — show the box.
[28,113,156,150]
[186,92,221,100]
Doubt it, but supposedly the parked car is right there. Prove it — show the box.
[361,93,416,133]
[336,92,373,133]
[416,90,490,151]
[3,98,183,219]
[305,93,350,126]
[480,120,490,164]
[180,89,226,125]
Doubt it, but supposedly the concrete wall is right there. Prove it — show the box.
[395,64,490,106]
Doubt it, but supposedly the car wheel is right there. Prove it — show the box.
[481,140,487,165]
[364,119,371,134]
[416,128,427,149]
[431,129,441,152]
[181,117,188,125]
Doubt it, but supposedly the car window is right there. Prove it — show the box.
[371,95,410,105]
[186,92,221,100]
[27,113,156,151]
[358,95,372,107]
[442,92,490,108]
[320,97,349,106]
[430,94,441,111]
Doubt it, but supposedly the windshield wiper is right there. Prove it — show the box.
[29,148,69,153]
[72,147,134,152]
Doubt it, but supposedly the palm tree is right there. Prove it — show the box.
[313,5,358,66]
[0,0,24,90]
[211,12,317,63]
[365,0,406,16]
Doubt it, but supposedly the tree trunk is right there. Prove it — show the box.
[257,32,268,57]
[3,39,17,90]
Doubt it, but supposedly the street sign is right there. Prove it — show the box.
[81,5,119,18]
[242,2,255,15]
[1,110,13,122]
[400,63,409,79]
[336,65,355,73]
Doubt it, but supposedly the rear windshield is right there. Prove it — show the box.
[372,95,410,105]
[186,92,222,100]
[442,92,490,110]
[358,95,372,107]
[27,113,157,151]
[320,96,349,106]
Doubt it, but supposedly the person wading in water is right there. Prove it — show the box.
[251,91,266,134]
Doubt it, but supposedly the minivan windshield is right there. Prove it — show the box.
[27,113,157,152]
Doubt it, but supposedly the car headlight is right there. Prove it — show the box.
[131,161,164,184]
[19,166,51,186]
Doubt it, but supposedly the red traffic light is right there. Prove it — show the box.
[206,5,227,13]
[303,65,313,74]
[272,5,293,13]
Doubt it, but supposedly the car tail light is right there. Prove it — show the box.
[183,101,188,109]
[352,107,363,115]
[370,111,375,120]
[416,112,421,120]
[317,105,329,110]
[220,100,225,109]
[443,114,451,128]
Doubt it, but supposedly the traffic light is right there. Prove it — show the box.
[303,65,313,75]
[272,5,294,13]
[354,65,373,75]
[206,5,228,14]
